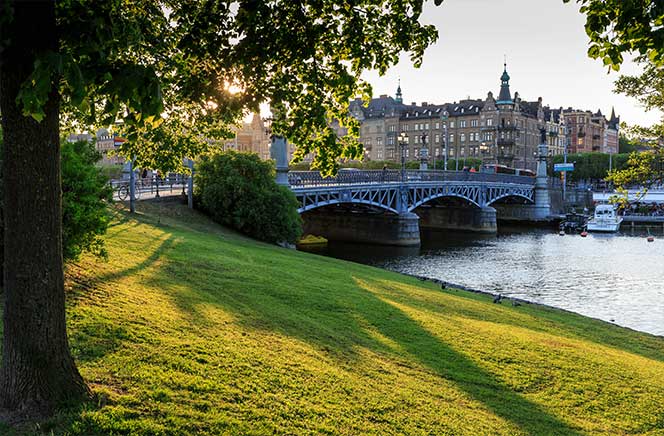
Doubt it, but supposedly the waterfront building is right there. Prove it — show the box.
[224,114,271,160]
[561,107,619,154]
[349,64,617,170]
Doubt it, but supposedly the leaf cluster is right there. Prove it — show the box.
[10,0,440,176]
[61,140,114,261]
[550,152,629,182]
[565,0,664,70]
[194,151,302,244]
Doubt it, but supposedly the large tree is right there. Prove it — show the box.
[566,0,664,190]
[0,0,438,417]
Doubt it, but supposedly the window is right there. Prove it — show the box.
[449,133,455,144]
[387,136,395,145]
[487,118,493,127]
[435,122,440,129]
[471,119,478,127]
[377,150,383,160]
[450,148,455,157]
[414,148,419,158]
[387,149,395,159]
[425,123,430,130]
[414,124,419,131]
[376,137,382,145]
[460,133,466,142]
[435,148,440,156]
[460,147,465,156]
[450,121,455,128]
[459,120,467,128]
[365,138,372,146]
[403,124,409,131]
[435,134,440,143]
[414,135,419,144]
[388,125,396,132]
[406,149,409,158]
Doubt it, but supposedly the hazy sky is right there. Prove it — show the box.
[361,0,662,127]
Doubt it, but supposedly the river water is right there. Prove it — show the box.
[302,227,664,337]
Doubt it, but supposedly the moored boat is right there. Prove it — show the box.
[587,204,622,233]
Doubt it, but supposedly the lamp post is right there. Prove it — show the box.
[563,123,570,200]
[399,131,408,183]
[264,117,289,186]
[441,111,449,171]
[420,131,429,170]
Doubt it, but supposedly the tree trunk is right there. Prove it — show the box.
[0,1,89,416]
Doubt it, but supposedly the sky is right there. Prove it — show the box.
[361,0,662,128]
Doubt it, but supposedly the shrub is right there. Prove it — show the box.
[0,139,112,283]
[61,140,114,261]
[195,151,302,244]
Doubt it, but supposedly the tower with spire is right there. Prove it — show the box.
[395,79,403,104]
[496,61,513,106]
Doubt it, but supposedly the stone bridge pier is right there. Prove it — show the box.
[417,205,497,234]
[302,209,421,246]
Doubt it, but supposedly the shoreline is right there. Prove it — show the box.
[399,271,664,339]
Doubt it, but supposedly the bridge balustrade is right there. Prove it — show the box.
[288,170,536,188]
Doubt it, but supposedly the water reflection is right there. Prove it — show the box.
[301,227,664,336]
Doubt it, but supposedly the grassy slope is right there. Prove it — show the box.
[5,201,664,435]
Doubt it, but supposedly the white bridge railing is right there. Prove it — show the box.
[288,170,536,188]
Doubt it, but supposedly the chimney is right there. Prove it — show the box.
[411,102,417,106]
[422,102,428,106]
[379,94,388,98]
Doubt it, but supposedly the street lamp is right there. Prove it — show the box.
[441,111,449,171]
[398,131,408,182]
[420,131,429,170]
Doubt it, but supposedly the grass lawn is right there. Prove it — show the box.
[3,200,664,435]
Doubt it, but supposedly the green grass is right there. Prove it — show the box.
[4,200,664,435]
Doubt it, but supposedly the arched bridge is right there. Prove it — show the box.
[288,170,536,214]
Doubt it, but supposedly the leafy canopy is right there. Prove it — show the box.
[17,0,439,175]
[564,0,664,70]
[568,0,664,194]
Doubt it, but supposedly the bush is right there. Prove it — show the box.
[549,153,629,182]
[61,140,114,261]
[195,151,302,244]
[0,138,112,283]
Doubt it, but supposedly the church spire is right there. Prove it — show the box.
[395,78,403,104]
[497,60,512,105]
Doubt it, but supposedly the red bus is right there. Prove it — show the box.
[481,164,535,177]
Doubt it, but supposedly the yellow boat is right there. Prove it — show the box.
[297,234,328,247]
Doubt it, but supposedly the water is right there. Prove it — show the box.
[302,227,664,337]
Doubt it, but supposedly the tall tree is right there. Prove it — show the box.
[567,0,664,190]
[0,0,439,416]
[1,1,89,415]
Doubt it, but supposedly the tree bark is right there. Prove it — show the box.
[0,1,89,416]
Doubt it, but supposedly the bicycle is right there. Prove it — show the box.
[116,183,142,201]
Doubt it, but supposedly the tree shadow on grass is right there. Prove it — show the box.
[154,256,582,434]
[373,279,664,364]
[94,234,178,285]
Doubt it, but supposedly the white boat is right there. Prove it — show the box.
[587,204,623,232]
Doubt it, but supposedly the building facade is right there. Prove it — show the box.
[350,64,617,170]
[225,114,271,160]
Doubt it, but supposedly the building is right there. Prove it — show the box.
[225,114,270,160]
[66,129,124,165]
[351,64,573,170]
[561,107,619,155]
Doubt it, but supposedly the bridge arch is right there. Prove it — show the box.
[298,199,399,215]
[408,193,481,212]
[486,192,534,206]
